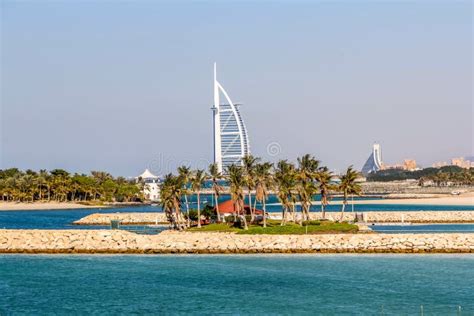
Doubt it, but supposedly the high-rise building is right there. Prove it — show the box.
[361,143,383,176]
[403,159,417,171]
[451,157,473,169]
[212,63,250,173]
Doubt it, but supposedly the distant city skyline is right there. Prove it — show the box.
[1,1,472,176]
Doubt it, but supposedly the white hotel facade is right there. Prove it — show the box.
[212,63,250,173]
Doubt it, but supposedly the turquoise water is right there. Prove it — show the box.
[0,206,158,230]
[0,255,473,314]
[372,224,474,233]
[1,203,472,230]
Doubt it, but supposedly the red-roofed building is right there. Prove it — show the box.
[215,200,264,216]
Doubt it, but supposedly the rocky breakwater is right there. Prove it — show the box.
[1,230,473,254]
[73,213,168,225]
[358,211,474,223]
[75,211,474,226]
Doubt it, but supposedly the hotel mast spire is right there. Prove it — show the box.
[212,63,250,174]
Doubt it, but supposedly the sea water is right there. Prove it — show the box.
[1,203,473,230]
[0,254,473,314]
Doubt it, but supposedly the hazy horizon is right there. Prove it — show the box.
[1,1,472,177]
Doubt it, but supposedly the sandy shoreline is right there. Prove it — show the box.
[266,198,473,207]
[0,202,109,211]
[0,193,472,211]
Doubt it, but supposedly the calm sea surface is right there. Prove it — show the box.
[0,254,473,315]
[1,197,473,230]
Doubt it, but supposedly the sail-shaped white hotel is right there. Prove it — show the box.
[212,63,250,173]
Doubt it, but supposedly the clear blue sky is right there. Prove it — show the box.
[1,1,472,176]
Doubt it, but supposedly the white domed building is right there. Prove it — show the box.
[136,169,160,201]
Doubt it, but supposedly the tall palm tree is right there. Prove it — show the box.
[315,166,334,219]
[177,165,192,227]
[37,169,48,201]
[296,154,319,222]
[191,169,206,228]
[242,155,260,222]
[227,164,248,230]
[274,160,296,225]
[208,163,222,222]
[160,173,186,230]
[255,162,273,227]
[338,166,362,221]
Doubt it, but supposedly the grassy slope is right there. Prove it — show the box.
[188,220,358,235]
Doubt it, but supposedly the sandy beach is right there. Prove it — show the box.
[1,193,472,211]
[0,202,108,211]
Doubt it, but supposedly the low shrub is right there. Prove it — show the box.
[184,210,198,221]
[302,220,321,226]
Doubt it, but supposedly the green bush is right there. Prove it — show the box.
[202,204,217,220]
[184,210,199,221]
[224,215,236,223]
[302,220,321,226]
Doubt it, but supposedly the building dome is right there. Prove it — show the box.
[137,169,158,179]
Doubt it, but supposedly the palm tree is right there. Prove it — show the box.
[242,155,260,222]
[296,154,319,222]
[227,164,248,230]
[274,160,296,225]
[37,169,48,200]
[315,167,334,219]
[255,162,273,227]
[208,163,222,222]
[177,165,192,227]
[191,169,206,228]
[338,166,362,221]
[160,173,186,230]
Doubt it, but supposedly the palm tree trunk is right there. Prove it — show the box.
[340,202,346,222]
[291,202,296,222]
[248,190,254,222]
[300,204,305,226]
[197,192,201,228]
[184,194,190,228]
[238,200,248,230]
[263,199,267,228]
[215,192,221,222]
[281,205,286,226]
[307,202,312,221]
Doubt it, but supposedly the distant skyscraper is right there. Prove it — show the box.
[212,63,250,173]
[361,143,383,176]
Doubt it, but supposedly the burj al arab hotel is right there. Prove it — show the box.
[212,63,250,173]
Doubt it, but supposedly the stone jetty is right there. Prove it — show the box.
[74,212,168,225]
[74,211,474,226]
[1,230,473,254]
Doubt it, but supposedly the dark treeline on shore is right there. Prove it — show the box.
[0,168,143,203]
[367,166,474,185]
[160,154,361,230]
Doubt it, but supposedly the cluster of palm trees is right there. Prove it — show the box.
[0,168,143,203]
[160,166,209,230]
[160,154,362,230]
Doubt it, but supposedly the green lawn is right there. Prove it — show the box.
[188,223,239,233]
[188,220,358,234]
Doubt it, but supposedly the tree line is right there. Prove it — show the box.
[367,165,473,185]
[160,154,361,230]
[0,168,143,203]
